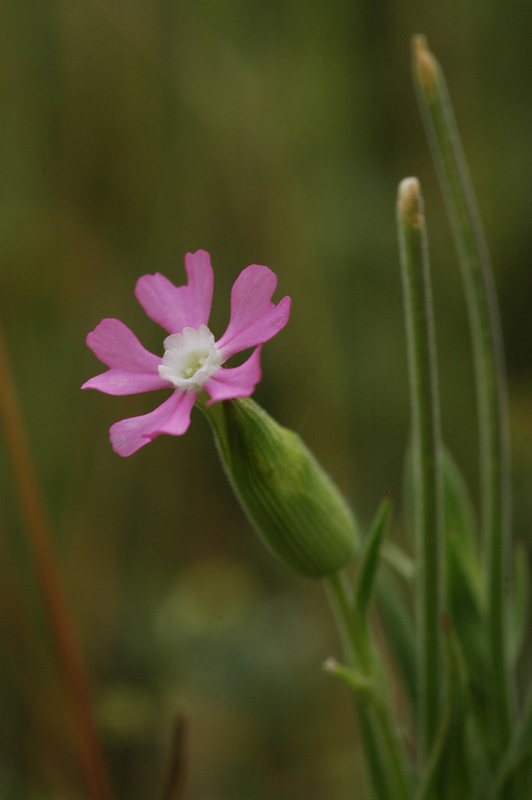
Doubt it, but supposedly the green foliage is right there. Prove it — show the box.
[374,27,532,786]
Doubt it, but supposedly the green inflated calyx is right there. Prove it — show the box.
[202,398,358,579]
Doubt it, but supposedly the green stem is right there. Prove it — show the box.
[397,177,443,758]
[326,571,369,670]
[412,35,512,746]
[325,573,411,800]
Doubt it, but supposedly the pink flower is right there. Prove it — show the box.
[82,250,291,456]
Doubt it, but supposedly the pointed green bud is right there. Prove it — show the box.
[202,398,358,579]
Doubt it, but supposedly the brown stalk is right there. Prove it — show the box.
[0,322,116,800]
[159,716,189,800]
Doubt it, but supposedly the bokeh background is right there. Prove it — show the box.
[1,1,532,798]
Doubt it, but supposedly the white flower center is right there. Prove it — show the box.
[158,325,223,392]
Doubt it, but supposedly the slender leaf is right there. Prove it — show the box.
[416,621,472,800]
[356,498,392,616]
[412,35,513,745]
[377,573,417,710]
[442,447,483,614]
[398,177,444,755]
[491,686,532,799]
[381,540,415,583]
[508,545,529,669]
[323,657,374,699]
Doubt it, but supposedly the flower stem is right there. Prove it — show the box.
[325,572,411,800]
[0,323,116,800]
[325,571,369,670]
[412,35,512,747]
[397,177,443,758]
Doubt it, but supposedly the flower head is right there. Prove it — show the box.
[82,250,291,456]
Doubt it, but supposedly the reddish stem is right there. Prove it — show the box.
[0,324,116,800]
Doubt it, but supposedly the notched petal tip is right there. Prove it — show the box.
[184,249,212,270]
[135,253,214,333]
[216,265,291,360]
[85,318,161,373]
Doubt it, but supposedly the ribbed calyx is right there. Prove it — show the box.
[203,398,358,579]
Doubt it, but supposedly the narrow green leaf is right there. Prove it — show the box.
[508,545,529,669]
[381,540,415,583]
[412,34,513,745]
[442,448,483,615]
[356,498,392,616]
[415,621,471,800]
[441,450,497,765]
[442,448,486,677]
[323,657,374,699]
[491,686,532,799]
[358,704,400,800]
[398,176,444,756]
[377,573,417,709]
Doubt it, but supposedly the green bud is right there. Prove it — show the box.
[202,398,358,579]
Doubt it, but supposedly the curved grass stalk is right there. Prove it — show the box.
[397,177,444,758]
[412,35,513,747]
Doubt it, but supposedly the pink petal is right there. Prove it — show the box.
[205,347,262,404]
[82,371,168,395]
[135,250,214,334]
[85,319,162,372]
[183,250,214,326]
[216,265,291,359]
[155,391,198,437]
[82,318,167,395]
[110,391,197,457]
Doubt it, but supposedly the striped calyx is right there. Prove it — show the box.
[204,398,357,579]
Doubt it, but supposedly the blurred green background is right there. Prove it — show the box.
[1,1,531,798]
